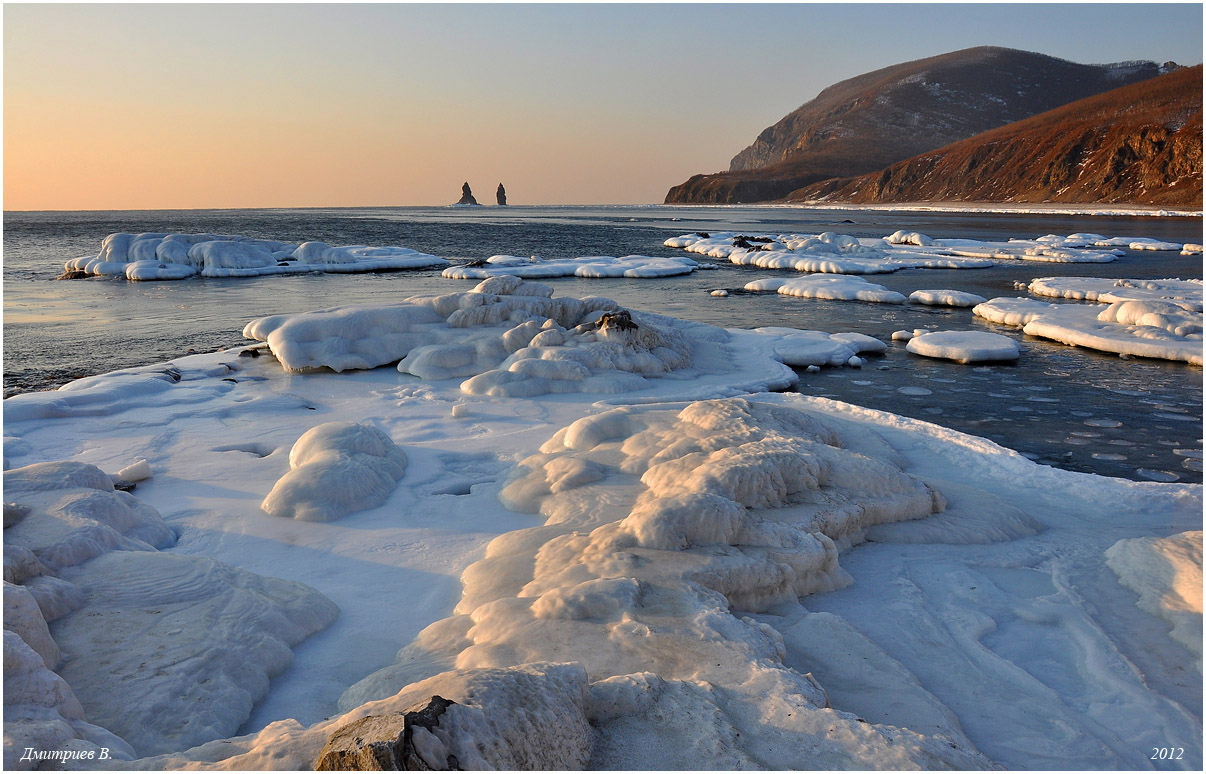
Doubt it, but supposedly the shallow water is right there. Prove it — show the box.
[3,205,1202,483]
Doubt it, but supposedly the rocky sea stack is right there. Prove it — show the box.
[497,183,507,206]
[456,182,480,206]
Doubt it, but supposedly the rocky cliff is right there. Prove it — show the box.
[665,47,1170,204]
[788,65,1202,207]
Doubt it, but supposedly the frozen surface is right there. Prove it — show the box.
[1106,531,1202,668]
[3,282,1201,770]
[63,233,446,281]
[443,254,698,280]
[908,289,988,307]
[975,295,1204,365]
[906,331,1022,363]
[2,461,337,760]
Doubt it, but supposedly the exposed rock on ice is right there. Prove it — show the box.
[63,233,447,281]
[975,295,1203,364]
[261,422,407,522]
[745,275,907,304]
[906,331,1022,363]
[1105,531,1202,668]
[2,460,338,758]
[443,254,698,280]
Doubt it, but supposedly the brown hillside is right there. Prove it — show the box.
[788,65,1203,207]
[665,47,1168,204]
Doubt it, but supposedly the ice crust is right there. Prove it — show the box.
[443,254,698,280]
[261,422,407,522]
[908,289,988,307]
[975,278,1204,364]
[1106,531,1203,668]
[663,229,1194,277]
[745,275,907,304]
[906,331,1022,363]
[4,279,1202,770]
[2,461,338,762]
[63,233,447,281]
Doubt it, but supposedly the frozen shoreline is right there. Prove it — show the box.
[3,282,1201,770]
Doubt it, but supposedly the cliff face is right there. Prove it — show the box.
[666,46,1169,204]
[789,65,1202,208]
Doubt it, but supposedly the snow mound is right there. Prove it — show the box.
[63,232,446,281]
[261,422,407,522]
[975,297,1203,365]
[909,289,988,307]
[744,275,907,304]
[1028,276,1202,313]
[2,460,338,758]
[443,254,698,280]
[906,331,1021,363]
[1105,531,1202,668]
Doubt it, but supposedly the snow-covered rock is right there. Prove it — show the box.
[909,289,988,307]
[443,254,698,280]
[745,275,907,304]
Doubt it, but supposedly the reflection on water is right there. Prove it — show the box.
[3,206,1201,484]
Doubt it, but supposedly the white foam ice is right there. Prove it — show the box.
[906,331,1022,364]
[62,233,446,281]
[443,254,698,280]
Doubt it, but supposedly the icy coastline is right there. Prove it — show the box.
[3,282,1201,770]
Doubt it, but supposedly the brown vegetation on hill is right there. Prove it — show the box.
[789,66,1202,207]
[665,47,1167,204]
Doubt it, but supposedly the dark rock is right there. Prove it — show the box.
[160,368,182,383]
[596,310,638,332]
[464,258,487,268]
[456,183,480,206]
[314,696,459,771]
[55,270,89,280]
[496,183,507,206]
[238,348,262,358]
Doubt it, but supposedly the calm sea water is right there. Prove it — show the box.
[3,205,1202,483]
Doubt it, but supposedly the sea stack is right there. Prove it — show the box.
[497,183,507,206]
[456,182,480,206]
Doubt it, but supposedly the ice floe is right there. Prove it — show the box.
[975,293,1203,365]
[665,229,1200,277]
[443,254,699,280]
[906,331,1022,363]
[747,327,886,368]
[908,289,988,307]
[744,275,907,304]
[62,233,447,281]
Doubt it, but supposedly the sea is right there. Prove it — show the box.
[3,205,1202,484]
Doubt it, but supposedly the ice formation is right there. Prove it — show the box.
[62,233,446,281]
[1105,531,1203,668]
[906,331,1022,364]
[443,254,698,280]
[747,327,886,368]
[744,275,907,304]
[246,276,742,399]
[908,289,988,307]
[2,461,338,762]
[664,230,1199,277]
[975,292,1203,365]
[261,422,408,522]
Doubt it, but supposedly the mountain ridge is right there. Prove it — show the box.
[666,46,1171,204]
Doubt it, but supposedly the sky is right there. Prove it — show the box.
[4,3,1202,210]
